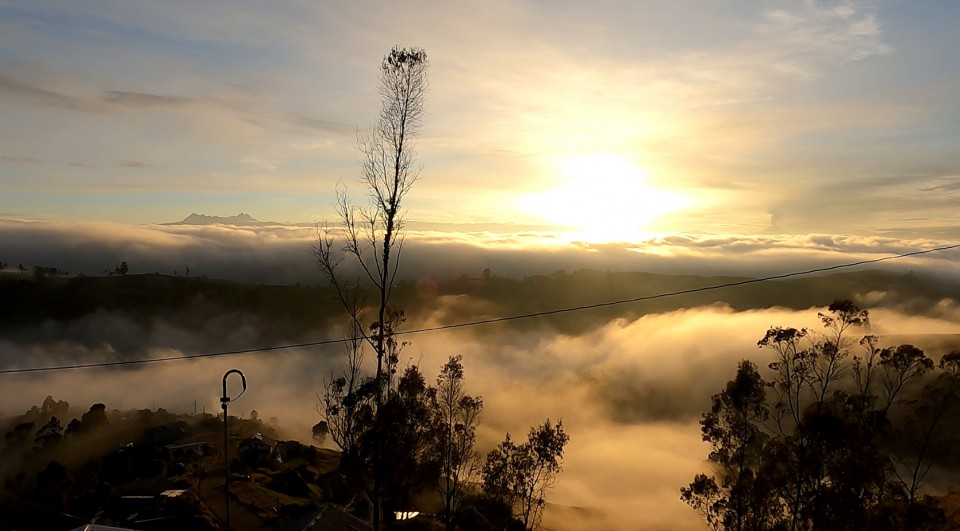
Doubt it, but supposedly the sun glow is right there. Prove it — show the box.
[520,154,691,243]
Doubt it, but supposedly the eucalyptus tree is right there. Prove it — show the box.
[483,419,569,530]
[433,355,483,530]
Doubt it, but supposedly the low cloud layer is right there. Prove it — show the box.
[3,219,959,285]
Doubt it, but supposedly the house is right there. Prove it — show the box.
[238,433,274,466]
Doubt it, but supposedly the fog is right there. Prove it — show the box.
[3,295,960,529]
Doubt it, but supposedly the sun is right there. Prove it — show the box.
[520,153,691,243]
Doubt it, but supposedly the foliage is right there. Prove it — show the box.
[433,355,484,530]
[319,324,374,470]
[683,300,955,530]
[378,365,441,515]
[682,360,778,530]
[482,419,569,530]
[319,352,491,527]
[34,416,64,449]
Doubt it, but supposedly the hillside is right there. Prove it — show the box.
[2,268,958,338]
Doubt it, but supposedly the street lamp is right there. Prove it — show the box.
[221,369,247,531]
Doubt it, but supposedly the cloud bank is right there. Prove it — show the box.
[3,218,959,286]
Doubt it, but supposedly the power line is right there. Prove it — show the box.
[1,242,958,376]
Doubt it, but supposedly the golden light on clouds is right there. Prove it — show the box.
[519,153,693,243]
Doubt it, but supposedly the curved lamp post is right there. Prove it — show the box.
[221,369,246,531]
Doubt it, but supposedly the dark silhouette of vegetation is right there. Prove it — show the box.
[31,265,67,279]
[434,355,483,530]
[681,360,772,530]
[482,420,569,530]
[683,300,959,530]
[319,353,491,528]
[317,341,570,530]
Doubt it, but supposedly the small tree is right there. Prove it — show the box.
[682,360,776,531]
[878,344,933,413]
[34,416,63,449]
[810,299,869,406]
[897,351,960,505]
[483,419,569,530]
[319,323,371,464]
[433,356,483,530]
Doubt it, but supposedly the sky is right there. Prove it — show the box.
[2,0,960,245]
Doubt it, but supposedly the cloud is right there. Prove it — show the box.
[764,173,960,235]
[278,112,356,135]
[1,155,42,164]
[102,90,192,107]
[758,0,890,72]
[922,178,960,193]
[117,159,153,169]
[0,73,97,112]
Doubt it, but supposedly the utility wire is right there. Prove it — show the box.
[1,242,958,376]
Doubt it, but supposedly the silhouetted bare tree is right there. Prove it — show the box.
[315,45,428,531]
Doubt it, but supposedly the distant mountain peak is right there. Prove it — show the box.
[166,213,265,226]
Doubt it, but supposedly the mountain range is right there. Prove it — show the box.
[163,213,272,226]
